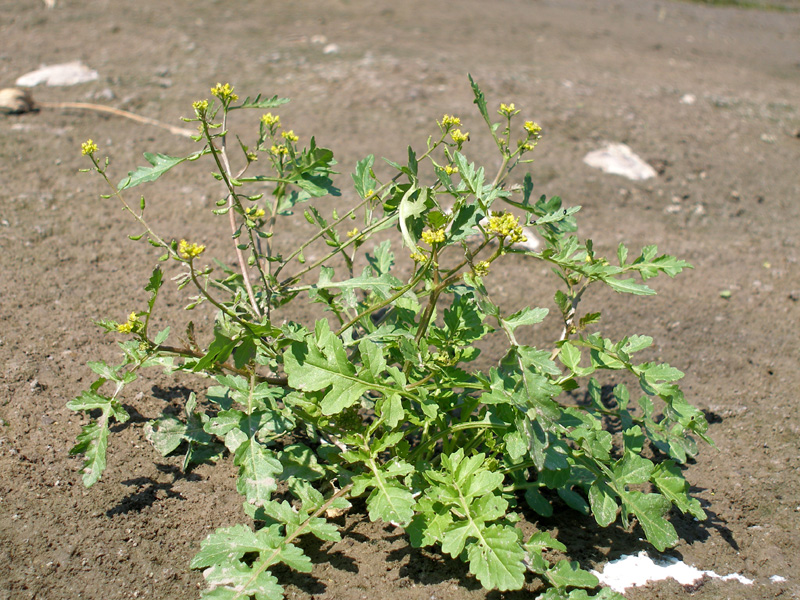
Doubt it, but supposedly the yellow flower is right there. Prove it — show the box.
[444,165,459,175]
[117,311,141,334]
[81,139,98,156]
[281,130,299,142]
[410,251,427,263]
[498,103,519,117]
[473,260,491,276]
[518,140,538,152]
[178,239,206,259]
[421,228,446,245]
[270,144,289,156]
[450,129,470,144]
[486,212,526,244]
[192,99,209,115]
[347,228,360,238]
[244,206,265,220]
[261,113,281,128]
[524,120,542,137]
[210,82,238,103]
[441,114,461,128]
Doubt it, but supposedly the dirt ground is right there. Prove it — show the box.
[1,0,799,599]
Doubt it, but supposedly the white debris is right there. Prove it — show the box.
[680,93,696,105]
[592,551,754,593]
[583,143,657,181]
[16,61,98,87]
[323,43,340,55]
[770,575,787,583]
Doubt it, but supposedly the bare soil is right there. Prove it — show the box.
[1,1,799,599]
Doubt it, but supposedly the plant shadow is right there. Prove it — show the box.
[105,463,199,517]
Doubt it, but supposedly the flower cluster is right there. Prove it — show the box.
[211,83,238,103]
[270,144,289,156]
[486,212,526,244]
[81,139,98,156]
[524,120,542,137]
[421,228,446,245]
[450,129,470,145]
[261,113,281,128]
[473,260,491,276]
[410,250,427,263]
[498,103,519,117]
[440,114,461,129]
[281,130,299,143]
[444,165,459,175]
[178,239,206,260]
[347,228,360,238]
[117,311,142,334]
[192,99,209,117]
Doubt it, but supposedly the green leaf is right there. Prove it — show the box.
[118,152,200,191]
[588,482,618,527]
[546,559,599,589]
[231,94,290,110]
[524,487,553,517]
[652,461,706,520]
[145,416,187,455]
[278,444,325,482]
[234,439,283,506]
[284,320,394,416]
[70,421,109,488]
[200,563,283,600]
[366,481,415,526]
[352,154,378,198]
[469,74,491,128]
[502,307,548,333]
[620,491,678,551]
[466,524,526,591]
[613,452,654,486]
[604,277,656,296]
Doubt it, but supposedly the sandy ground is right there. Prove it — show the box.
[1,1,799,599]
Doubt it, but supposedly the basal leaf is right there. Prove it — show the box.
[466,524,526,591]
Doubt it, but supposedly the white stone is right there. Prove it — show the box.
[680,93,697,105]
[323,43,340,55]
[770,575,787,583]
[16,61,98,87]
[583,143,657,181]
[592,551,754,594]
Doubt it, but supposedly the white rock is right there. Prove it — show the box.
[323,43,340,55]
[770,575,787,583]
[16,61,98,87]
[680,93,696,105]
[592,551,754,594]
[583,143,657,181]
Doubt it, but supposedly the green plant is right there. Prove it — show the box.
[71,77,712,600]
